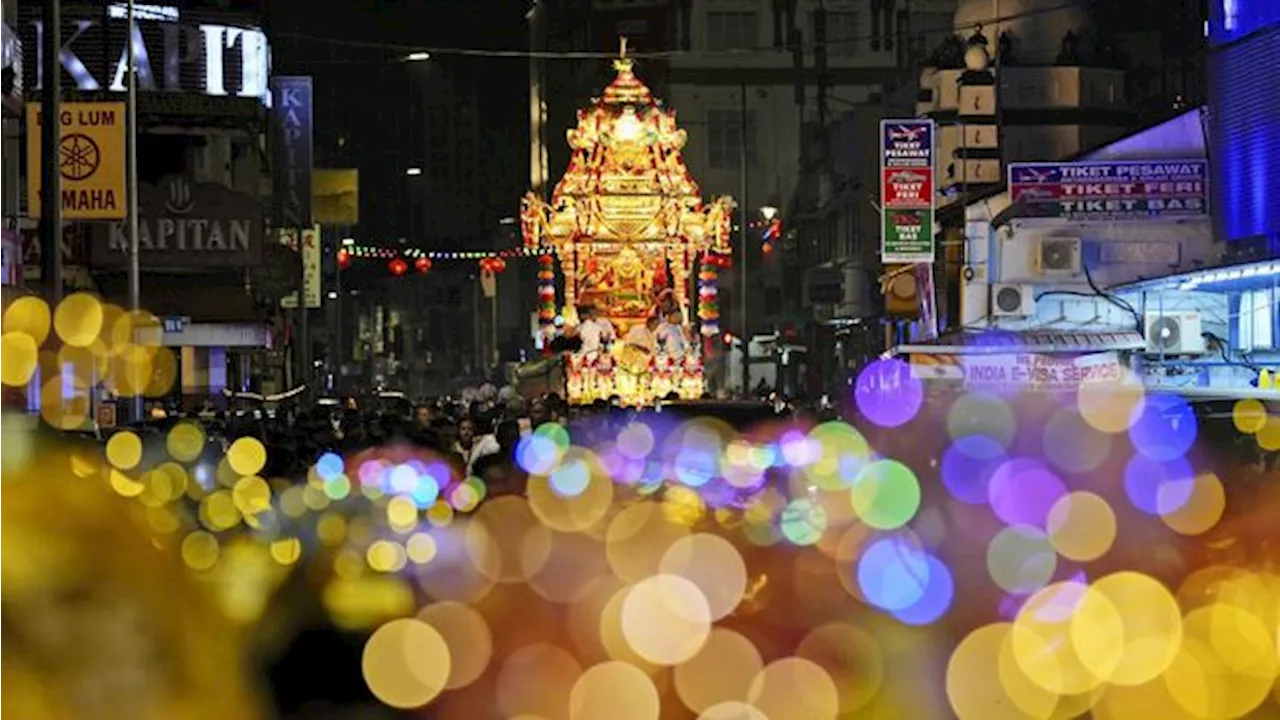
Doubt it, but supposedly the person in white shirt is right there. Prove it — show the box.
[624,315,660,354]
[576,306,616,355]
[656,308,689,357]
[454,417,500,476]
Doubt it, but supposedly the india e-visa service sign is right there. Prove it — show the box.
[880,119,935,264]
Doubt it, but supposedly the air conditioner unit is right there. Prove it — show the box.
[1144,311,1206,355]
[1035,237,1083,276]
[991,284,1036,317]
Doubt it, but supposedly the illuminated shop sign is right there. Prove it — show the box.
[20,7,270,105]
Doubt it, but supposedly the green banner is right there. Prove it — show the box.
[882,209,934,263]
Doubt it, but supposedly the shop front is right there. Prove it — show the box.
[90,174,272,411]
[1113,259,1280,393]
[894,328,1145,395]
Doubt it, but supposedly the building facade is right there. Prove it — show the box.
[1205,0,1280,254]
[17,2,274,409]
[2,0,22,286]
[668,0,918,340]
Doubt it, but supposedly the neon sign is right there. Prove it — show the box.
[107,4,180,23]
[23,14,270,105]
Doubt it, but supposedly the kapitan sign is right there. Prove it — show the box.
[91,175,264,268]
[19,5,270,105]
[271,76,314,228]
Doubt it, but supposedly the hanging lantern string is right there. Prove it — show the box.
[343,244,557,261]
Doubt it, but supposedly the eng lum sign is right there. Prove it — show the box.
[25,101,126,220]
[881,119,935,264]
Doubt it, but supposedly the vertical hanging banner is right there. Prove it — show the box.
[880,119,935,264]
[271,77,314,228]
[278,226,322,309]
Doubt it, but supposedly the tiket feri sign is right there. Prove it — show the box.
[25,101,126,220]
[1008,160,1209,221]
[880,120,935,264]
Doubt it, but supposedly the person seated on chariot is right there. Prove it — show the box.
[624,315,660,355]
[657,308,689,358]
[576,305,616,358]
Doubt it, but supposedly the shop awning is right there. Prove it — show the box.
[892,327,1145,356]
[95,272,265,324]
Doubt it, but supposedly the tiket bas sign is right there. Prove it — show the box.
[1008,160,1209,221]
[880,120,935,264]
[91,175,264,268]
[271,76,314,228]
[19,10,271,104]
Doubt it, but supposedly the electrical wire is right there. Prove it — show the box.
[274,0,1098,62]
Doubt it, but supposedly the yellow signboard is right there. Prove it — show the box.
[313,168,359,225]
[26,102,127,220]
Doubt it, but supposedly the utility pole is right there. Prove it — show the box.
[738,81,749,397]
[527,1,548,201]
[39,0,62,304]
[127,0,143,421]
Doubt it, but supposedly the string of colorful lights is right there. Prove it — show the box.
[341,244,555,261]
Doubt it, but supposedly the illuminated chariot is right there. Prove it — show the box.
[521,46,734,405]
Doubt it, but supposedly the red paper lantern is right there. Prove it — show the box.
[415,256,432,274]
[336,248,351,269]
[389,258,408,276]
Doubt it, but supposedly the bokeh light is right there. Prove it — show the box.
[853,358,922,428]
[362,618,451,709]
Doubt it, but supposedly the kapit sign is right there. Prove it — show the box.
[22,5,271,105]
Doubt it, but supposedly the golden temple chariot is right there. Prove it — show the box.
[521,41,735,405]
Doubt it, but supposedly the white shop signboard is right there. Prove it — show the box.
[909,352,1123,392]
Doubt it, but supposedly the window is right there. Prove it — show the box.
[706,12,758,51]
[707,109,758,170]
[816,11,860,56]
[1238,289,1275,350]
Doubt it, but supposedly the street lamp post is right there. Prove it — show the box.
[738,81,749,397]
[38,0,61,304]
[126,0,143,421]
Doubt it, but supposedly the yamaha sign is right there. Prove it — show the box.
[19,4,270,108]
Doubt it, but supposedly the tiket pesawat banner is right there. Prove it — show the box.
[1008,160,1208,221]
[881,120,935,264]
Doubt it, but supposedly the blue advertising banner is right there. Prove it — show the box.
[271,76,314,228]
[1008,160,1208,221]
[881,119,935,264]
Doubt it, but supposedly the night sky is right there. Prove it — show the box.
[265,0,532,245]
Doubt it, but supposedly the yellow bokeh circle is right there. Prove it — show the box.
[1011,581,1121,695]
[1046,492,1117,562]
[1231,398,1268,434]
[105,430,144,471]
[362,618,452,709]
[1082,572,1183,686]
[1,332,39,386]
[53,292,104,347]
[3,295,52,344]
[226,437,268,476]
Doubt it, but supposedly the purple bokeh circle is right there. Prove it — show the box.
[853,358,924,428]
[941,435,1008,505]
[988,458,1068,529]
